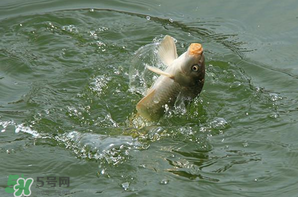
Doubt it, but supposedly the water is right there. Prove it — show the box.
[1,0,298,196]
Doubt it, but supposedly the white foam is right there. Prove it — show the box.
[15,123,40,138]
[0,120,40,138]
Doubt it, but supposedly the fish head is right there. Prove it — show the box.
[175,43,205,92]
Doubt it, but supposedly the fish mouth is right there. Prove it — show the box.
[188,43,203,56]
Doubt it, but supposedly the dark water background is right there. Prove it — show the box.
[1,0,298,196]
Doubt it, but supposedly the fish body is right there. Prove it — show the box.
[136,35,205,121]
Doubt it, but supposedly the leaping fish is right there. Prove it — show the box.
[136,35,205,121]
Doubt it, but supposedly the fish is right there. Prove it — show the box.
[136,35,205,121]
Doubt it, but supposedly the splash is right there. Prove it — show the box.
[15,123,40,138]
[55,131,140,165]
[0,120,40,138]
[129,38,164,95]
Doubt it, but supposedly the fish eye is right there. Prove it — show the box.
[191,64,200,72]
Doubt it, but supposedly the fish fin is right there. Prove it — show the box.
[137,89,155,109]
[158,35,178,66]
[147,66,175,80]
[136,89,156,119]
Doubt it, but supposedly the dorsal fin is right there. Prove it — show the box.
[158,35,178,66]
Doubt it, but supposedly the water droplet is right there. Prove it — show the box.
[19,24,23,27]
[121,182,130,191]
[160,179,169,185]
[153,100,160,104]
[101,169,105,175]
[139,164,146,168]
[169,18,174,23]
[269,93,282,102]
[98,26,108,32]
[255,86,264,92]
[48,22,55,29]
[199,126,208,132]
[269,112,279,119]
[230,81,242,89]
[90,31,98,39]
[146,16,151,20]
[90,8,94,12]
[62,25,78,33]
[164,104,169,111]
[95,41,105,47]
[243,142,249,147]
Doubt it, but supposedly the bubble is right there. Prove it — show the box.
[98,27,108,32]
[169,18,174,23]
[146,16,151,20]
[210,117,228,129]
[269,93,282,102]
[62,25,78,33]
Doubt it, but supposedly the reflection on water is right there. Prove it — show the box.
[0,4,298,197]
